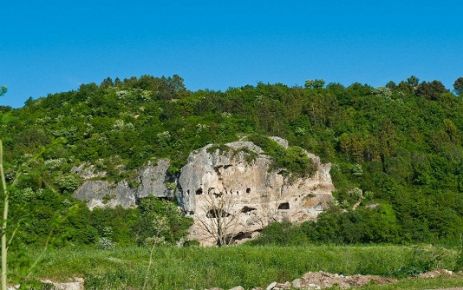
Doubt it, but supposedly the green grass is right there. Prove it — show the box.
[10,245,459,289]
[357,275,463,289]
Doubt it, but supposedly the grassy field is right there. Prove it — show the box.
[358,275,463,289]
[9,245,461,289]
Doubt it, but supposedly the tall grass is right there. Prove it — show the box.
[10,245,457,289]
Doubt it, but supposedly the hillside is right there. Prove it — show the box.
[1,75,463,248]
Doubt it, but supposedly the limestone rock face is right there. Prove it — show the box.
[73,137,334,245]
[137,159,171,198]
[178,138,334,245]
[73,159,171,209]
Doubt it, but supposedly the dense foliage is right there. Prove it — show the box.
[2,74,463,246]
[247,134,315,179]
[8,186,191,249]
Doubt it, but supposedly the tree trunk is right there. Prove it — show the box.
[0,140,8,290]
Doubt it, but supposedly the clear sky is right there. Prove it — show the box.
[1,0,462,107]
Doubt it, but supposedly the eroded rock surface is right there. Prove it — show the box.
[73,159,172,209]
[137,159,171,198]
[178,138,334,245]
[73,137,335,244]
[74,180,136,209]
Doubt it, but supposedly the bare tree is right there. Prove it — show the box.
[196,191,239,246]
[1,140,8,290]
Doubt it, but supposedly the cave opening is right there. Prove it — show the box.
[233,231,253,241]
[206,208,231,218]
[278,202,290,210]
[241,206,256,213]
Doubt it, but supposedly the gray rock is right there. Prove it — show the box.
[273,281,291,289]
[74,180,136,209]
[137,159,171,198]
[71,163,106,179]
[291,278,303,289]
[73,159,171,209]
[266,282,277,290]
[229,287,245,290]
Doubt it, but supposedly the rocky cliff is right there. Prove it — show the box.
[73,159,172,209]
[178,137,334,245]
[72,137,334,245]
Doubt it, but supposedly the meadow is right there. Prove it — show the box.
[10,244,462,289]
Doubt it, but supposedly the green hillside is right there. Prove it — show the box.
[1,75,463,248]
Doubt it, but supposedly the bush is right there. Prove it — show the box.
[252,204,400,245]
[133,197,192,245]
[247,134,315,179]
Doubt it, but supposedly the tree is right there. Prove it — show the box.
[0,87,47,289]
[385,81,397,90]
[304,79,325,89]
[100,77,114,88]
[406,76,419,88]
[134,197,191,245]
[378,120,398,172]
[0,138,7,290]
[454,77,463,96]
[196,193,239,246]
[416,80,447,100]
[0,86,7,290]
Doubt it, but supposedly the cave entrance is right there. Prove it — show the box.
[241,206,256,213]
[206,208,231,218]
[278,202,290,210]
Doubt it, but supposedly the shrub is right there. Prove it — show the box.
[252,204,400,245]
[133,197,192,245]
[247,134,315,179]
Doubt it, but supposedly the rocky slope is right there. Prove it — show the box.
[73,137,334,244]
[73,159,172,209]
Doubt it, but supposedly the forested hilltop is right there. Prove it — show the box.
[2,75,463,248]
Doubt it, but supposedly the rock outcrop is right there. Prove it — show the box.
[73,159,172,209]
[136,159,172,198]
[72,137,335,245]
[178,138,334,245]
[73,180,136,209]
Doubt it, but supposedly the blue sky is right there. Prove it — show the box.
[0,0,462,107]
